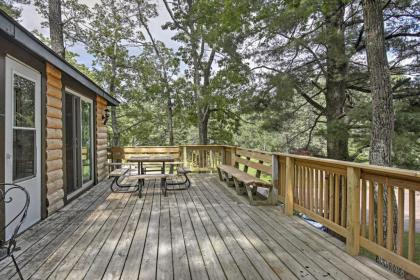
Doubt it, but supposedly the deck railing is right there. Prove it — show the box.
[107,145,420,277]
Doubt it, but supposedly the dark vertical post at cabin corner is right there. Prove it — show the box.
[0,55,5,240]
[41,67,47,219]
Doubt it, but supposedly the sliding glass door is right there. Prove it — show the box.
[65,90,93,196]
[81,100,93,184]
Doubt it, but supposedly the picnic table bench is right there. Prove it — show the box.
[217,149,277,205]
[108,167,142,196]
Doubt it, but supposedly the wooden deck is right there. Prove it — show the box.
[0,174,402,280]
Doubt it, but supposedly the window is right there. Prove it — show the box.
[13,74,36,181]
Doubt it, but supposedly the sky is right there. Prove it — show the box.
[18,0,179,68]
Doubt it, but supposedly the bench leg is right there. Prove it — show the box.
[138,179,144,198]
[184,174,191,189]
[217,167,224,181]
[246,185,278,206]
[11,254,23,280]
[110,177,118,192]
[233,177,246,195]
[245,184,256,205]
[161,178,167,197]
[267,187,278,205]
[223,172,235,188]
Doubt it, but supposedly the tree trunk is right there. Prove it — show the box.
[324,1,349,161]
[363,0,399,273]
[109,53,120,147]
[363,0,394,166]
[167,95,174,145]
[48,0,65,58]
[111,106,120,146]
[198,108,209,145]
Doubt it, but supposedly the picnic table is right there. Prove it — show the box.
[128,155,176,175]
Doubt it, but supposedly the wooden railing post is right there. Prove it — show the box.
[183,146,188,167]
[285,156,294,216]
[221,146,226,164]
[231,147,237,167]
[272,154,279,203]
[346,166,361,256]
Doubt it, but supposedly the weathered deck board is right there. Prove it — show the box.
[168,181,191,280]
[0,175,402,280]
[195,179,326,280]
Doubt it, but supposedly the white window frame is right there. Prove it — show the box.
[11,68,38,182]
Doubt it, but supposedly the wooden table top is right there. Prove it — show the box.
[127,155,176,162]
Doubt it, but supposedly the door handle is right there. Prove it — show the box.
[6,153,11,160]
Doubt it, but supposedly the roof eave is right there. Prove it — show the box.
[0,10,119,106]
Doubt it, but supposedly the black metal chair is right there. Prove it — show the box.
[0,183,30,280]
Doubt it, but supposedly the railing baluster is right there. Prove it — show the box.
[369,180,375,241]
[324,171,329,219]
[397,187,404,256]
[309,168,314,211]
[335,174,340,225]
[386,185,394,250]
[306,167,310,209]
[320,170,324,217]
[315,169,319,214]
[341,176,347,227]
[329,173,334,222]
[408,189,415,261]
[293,165,298,202]
[299,166,304,206]
[361,179,367,237]
[377,183,384,246]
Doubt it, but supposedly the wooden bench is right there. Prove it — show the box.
[217,148,277,205]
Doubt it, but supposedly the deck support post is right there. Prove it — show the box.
[285,156,294,216]
[346,166,361,256]
[271,154,280,197]
[231,147,237,167]
[272,154,280,204]
[221,147,226,165]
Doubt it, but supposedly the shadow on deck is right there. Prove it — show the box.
[0,174,401,280]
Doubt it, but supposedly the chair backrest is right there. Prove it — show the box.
[0,183,30,255]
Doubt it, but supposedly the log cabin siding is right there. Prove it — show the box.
[45,63,64,214]
[96,96,108,181]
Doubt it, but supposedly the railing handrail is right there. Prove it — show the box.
[275,152,420,182]
[108,145,420,181]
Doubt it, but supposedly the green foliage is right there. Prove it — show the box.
[0,0,29,19]
[34,0,91,45]
[393,98,420,169]
[30,0,420,170]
